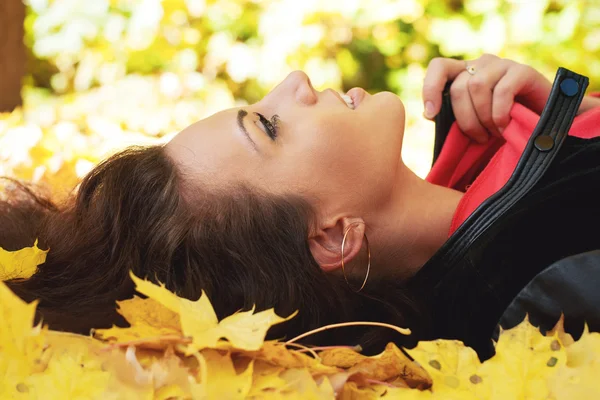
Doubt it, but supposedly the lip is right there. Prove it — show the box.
[325,89,351,109]
[346,87,366,109]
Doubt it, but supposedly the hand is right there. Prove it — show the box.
[422,54,552,143]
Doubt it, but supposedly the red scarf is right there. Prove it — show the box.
[426,97,600,236]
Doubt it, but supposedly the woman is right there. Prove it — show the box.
[3,54,600,357]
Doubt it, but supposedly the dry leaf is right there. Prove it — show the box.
[129,272,296,352]
[3,250,600,400]
[95,296,184,349]
[277,368,336,399]
[0,239,48,281]
[247,360,287,398]
[21,345,112,400]
[0,281,46,396]
[345,343,431,389]
[549,329,600,399]
[154,384,189,400]
[107,346,191,398]
[474,318,567,399]
[37,331,158,399]
[256,342,340,374]
[206,306,298,352]
[546,315,575,347]
[407,338,480,397]
[320,347,367,368]
[339,381,433,400]
[197,349,254,399]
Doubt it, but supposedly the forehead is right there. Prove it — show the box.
[165,108,258,185]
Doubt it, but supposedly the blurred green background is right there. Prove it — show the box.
[1,0,599,194]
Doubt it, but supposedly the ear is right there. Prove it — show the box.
[308,216,365,272]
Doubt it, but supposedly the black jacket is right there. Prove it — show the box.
[409,68,600,360]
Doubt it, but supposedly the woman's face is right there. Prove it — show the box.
[167,71,406,217]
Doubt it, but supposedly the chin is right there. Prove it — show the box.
[361,92,405,181]
[373,92,406,141]
[373,91,405,124]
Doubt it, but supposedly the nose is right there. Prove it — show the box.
[281,70,318,106]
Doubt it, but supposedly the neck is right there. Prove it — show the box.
[368,164,464,280]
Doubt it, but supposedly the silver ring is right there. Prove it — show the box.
[466,63,476,75]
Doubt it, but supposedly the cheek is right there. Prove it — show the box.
[301,120,375,192]
[265,120,357,194]
[302,119,362,167]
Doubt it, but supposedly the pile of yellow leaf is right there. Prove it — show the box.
[1,243,600,399]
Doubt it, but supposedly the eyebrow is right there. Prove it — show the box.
[237,109,258,151]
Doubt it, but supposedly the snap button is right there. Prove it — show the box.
[534,135,554,152]
[560,78,579,97]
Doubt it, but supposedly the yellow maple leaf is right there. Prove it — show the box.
[22,330,157,400]
[0,281,46,398]
[407,339,480,398]
[247,360,287,398]
[276,368,335,399]
[0,281,41,354]
[129,272,296,352]
[208,306,298,352]
[339,381,432,400]
[191,347,336,399]
[95,296,184,349]
[105,346,191,399]
[193,349,254,399]
[546,315,575,347]
[0,239,48,281]
[248,344,348,397]
[154,384,189,400]
[474,318,567,399]
[247,361,337,400]
[549,328,600,399]
[22,346,112,399]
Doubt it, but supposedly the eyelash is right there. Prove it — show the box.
[254,112,280,140]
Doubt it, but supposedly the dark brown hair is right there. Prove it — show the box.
[2,145,422,351]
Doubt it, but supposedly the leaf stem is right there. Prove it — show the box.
[296,345,362,353]
[286,322,411,344]
[280,341,320,360]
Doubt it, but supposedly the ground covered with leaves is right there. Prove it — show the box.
[1,242,600,399]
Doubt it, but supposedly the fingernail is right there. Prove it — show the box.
[424,101,435,119]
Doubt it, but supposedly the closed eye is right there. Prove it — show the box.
[255,112,280,140]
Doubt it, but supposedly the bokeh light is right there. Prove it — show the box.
[1,0,599,193]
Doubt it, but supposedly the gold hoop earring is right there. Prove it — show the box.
[340,222,371,292]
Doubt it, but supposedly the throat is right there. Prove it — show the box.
[372,168,464,280]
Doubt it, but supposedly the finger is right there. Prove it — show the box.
[466,61,510,137]
[450,72,489,144]
[492,67,528,132]
[422,58,469,120]
[515,67,553,115]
